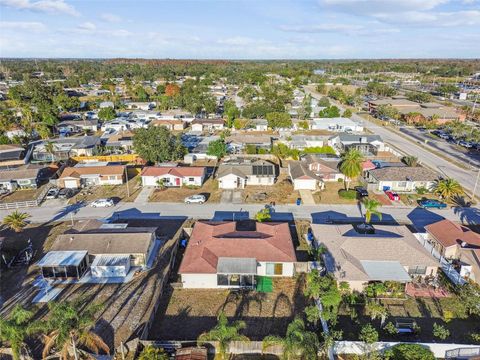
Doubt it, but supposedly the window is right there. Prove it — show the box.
[188,177,194,182]
[266,263,283,275]
[408,266,427,275]
[397,181,407,188]
[217,274,228,286]
[108,176,116,180]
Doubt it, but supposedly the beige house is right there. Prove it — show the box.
[311,224,439,291]
[150,119,186,131]
[425,219,480,284]
[58,165,125,189]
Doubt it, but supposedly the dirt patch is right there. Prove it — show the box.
[0,184,47,203]
[370,192,392,206]
[70,174,142,204]
[150,276,309,341]
[0,221,72,306]
[243,174,300,205]
[148,178,222,203]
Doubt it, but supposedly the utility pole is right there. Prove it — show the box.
[472,168,480,201]
[125,165,130,199]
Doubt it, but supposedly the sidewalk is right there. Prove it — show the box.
[135,186,153,204]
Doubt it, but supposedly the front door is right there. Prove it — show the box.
[175,177,181,186]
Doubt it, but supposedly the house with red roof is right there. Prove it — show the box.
[140,166,206,187]
[425,219,480,284]
[179,221,297,288]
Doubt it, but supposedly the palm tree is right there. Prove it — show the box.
[40,299,109,359]
[339,149,364,191]
[363,198,382,224]
[0,305,38,360]
[197,312,249,360]
[433,178,464,201]
[2,210,30,233]
[263,317,319,360]
[43,141,56,164]
[402,155,418,167]
[137,345,169,360]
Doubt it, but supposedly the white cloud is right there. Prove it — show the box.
[77,22,96,31]
[374,10,480,26]
[280,23,364,34]
[320,0,448,14]
[0,0,79,16]
[0,21,46,31]
[100,13,122,23]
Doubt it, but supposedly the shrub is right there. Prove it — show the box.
[338,189,356,199]
[359,324,378,344]
[439,297,468,320]
[384,344,435,360]
[416,186,428,195]
[471,333,480,343]
[432,323,450,340]
[337,178,344,183]
[384,322,398,336]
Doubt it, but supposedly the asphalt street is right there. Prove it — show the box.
[304,86,479,198]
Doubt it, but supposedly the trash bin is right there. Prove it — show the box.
[296,198,301,206]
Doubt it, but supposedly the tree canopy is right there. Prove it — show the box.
[133,126,186,163]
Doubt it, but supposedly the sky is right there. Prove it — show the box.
[0,0,479,59]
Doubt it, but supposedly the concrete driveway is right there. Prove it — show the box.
[299,189,315,205]
[220,190,244,204]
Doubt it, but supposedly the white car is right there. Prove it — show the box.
[91,198,114,208]
[184,194,206,204]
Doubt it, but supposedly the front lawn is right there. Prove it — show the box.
[243,173,300,204]
[148,177,222,203]
[314,182,361,204]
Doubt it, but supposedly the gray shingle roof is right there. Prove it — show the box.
[368,167,439,182]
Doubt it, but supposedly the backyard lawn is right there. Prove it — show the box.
[148,177,222,203]
[0,184,47,203]
[150,277,309,341]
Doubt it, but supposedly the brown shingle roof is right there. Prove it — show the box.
[425,219,480,248]
[179,221,296,274]
[60,165,125,179]
[140,166,205,177]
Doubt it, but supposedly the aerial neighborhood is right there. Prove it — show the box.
[0,57,480,360]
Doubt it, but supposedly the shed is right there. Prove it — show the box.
[90,255,131,278]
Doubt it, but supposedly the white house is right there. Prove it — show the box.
[288,161,319,190]
[140,166,206,187]
[125,102,155,111]
[179,221,296,289]
[191,119,225,132]
[366,166,439,192]
[101,119,130,132]
[217,159,276,189]
[311,117,364,132]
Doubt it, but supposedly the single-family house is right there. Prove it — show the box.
[328,133,385,156]
[226,135,272,153]
[30,136,101,163]
[179,221,296,288]
[425,219,480,284]
[141,166,206,187]
[151,119,186,131]
[312,224,439,291]
[101,119,131,132]
[311,117,364,132]
[57,119,99,134]
[288,161,320,190]
[366,166,439,192]
[191,118,225,132]
[217,158,276,189]
[105,131,134,151]
[125,102,155,111]
[99,101,114,109]
[301,154,345,182]
[288,135,330,150]
[250,119,268,131]
[0,165,48,191]
[37,220,158,279]
[58,164,125,189]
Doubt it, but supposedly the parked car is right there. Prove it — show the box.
[58,188,77,199]
[91,198,115,207]
[355,186,369,197]
[184,194,206,204]
[418,199,447,209]
[459,140,473,148]
[385,190,399,201]
[45,188,60,199]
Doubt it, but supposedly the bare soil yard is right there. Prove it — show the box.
[148,178,222,203]
[150,276,308,341]
[243,174,300,204]
[0,184,47,203]
[71,174,142,204]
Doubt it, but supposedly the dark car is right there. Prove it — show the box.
[355,186,369,197]
[58,188,77,199]
[418,199,447,209]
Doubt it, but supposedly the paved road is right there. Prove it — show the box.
[399,127,480,168]
[304,86,479,198]
[1,200,479,231]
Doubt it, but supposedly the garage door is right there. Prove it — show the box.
[64,179,78,189]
